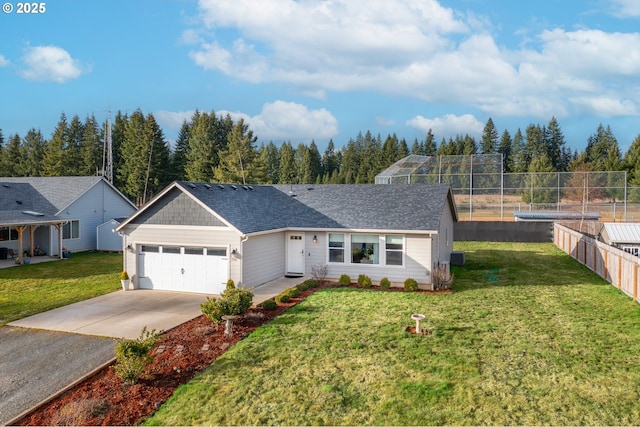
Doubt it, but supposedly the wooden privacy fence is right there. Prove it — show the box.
[554,223,640,302]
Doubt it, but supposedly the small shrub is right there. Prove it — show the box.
[201,287,254,323]
[339,274,351,286]
[113,326,159,385]
[119,271,129,280]
[296,281,310,292]
[261,299,278,310]
[404,278,419,292]
[226,279,236,290]
[284,287,299,298]
[53,398,108,426]
[311,263,328,282]
[275,292,290,304]
[305,278,319,288]
[433,264,454,290]
[379,277,391,290]
[357,274,372,288]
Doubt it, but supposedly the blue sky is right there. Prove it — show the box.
[1,0,639,153]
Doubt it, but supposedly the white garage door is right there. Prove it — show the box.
[138,245,228,294]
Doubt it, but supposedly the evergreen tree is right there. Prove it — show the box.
[511,129,527,172]
[625,135,640,202]
[79,114,102,176]
[382,134,399,168]
[0,129,5,176]
[481,118,499,154]
[321,139,339,181]
[462,134,477,155]
[397,138,409,159]
[524,153,556,203]
[21,129,46,176]
[586,124,620,171]
[424,129,437,156]
[259,141,280,184]
[214,119,265,184]
[3,134,22,176]
[42,113,68,176]
[112,111,128,189]
[117,109,149,203]
[65,115,84,175]
[144,113,172,200]
[278,142,296,184]
[184,110,219,182]
[544,117,567,171]
[171,120,191,181]
[497,129,513,172]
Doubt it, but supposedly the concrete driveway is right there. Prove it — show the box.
[8,289,211,339]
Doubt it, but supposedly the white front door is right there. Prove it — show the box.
[286,233,305,276]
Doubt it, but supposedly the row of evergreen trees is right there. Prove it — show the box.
[1,110,639,204]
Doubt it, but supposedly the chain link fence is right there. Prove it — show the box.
[376,154,640,221]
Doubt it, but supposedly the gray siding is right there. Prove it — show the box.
[132,188,226,227]
[241,232,286,287]
[50,180,136,255]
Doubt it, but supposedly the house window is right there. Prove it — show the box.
[0,227,18,241]
[351,234,379,264]
[622,246,639,257]
[62,220,80,240]
[385,235,403,266]
[328,233,345,263]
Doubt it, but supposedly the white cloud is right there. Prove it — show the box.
[20,45,88,83]
[185,0,640,121]
[610,0,640,17]
[406,114,484,138]
[0,55,9,67]
[156,101,338,143]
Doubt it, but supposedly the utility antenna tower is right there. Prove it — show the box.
[102,111,114,184]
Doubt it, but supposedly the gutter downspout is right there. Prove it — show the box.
[238,234,248,285]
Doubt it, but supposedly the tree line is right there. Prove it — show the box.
[1,110,639,204]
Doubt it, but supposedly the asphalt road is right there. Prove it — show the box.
[0,326,116,425]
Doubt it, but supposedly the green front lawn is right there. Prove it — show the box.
[0,252,122,325]
[147,242,640,426]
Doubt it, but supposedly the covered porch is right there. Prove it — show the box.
[0,219,66,265]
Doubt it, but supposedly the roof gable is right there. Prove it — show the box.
[601,223,640,244]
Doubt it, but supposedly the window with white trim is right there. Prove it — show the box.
[0,227,18,241]
[351,234,379,264]
[328,233,345,263]
[385,235,403,266]
[62,220,80,240]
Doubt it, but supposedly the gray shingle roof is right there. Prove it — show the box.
[0,182,60,225]
[175,182,455,235]
[0,176,103,212]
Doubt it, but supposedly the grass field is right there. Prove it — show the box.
[0,252,122,325]
[146,242,640,426]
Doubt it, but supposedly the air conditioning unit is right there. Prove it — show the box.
[450,251,465,266]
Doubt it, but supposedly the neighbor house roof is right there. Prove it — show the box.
[120,182,457,235]
[601,223,640,244]
[0,176,136,213]
[0,181,61,225]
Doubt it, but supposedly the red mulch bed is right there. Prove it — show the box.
[16,283,451,426]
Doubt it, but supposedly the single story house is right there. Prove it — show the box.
[599,222,640,257]
[0,177,137,260]
[116,182,457,294]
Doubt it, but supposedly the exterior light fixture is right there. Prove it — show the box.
[313,235,318,244]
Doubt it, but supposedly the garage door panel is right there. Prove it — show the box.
[139,245,228,294]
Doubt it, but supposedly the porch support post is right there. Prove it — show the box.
[29,225,36,257]
[15,225,27,263]
[53,223,63,259]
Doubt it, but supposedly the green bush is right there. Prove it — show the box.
[357,274,372,288]
[260,299,278,310]
[284,287,299,298]
[201,287,254,323]
[404,278,419,292]
[296,281,310,292]
[275,292,290,304]
[305,278,319,288]
[226,279,236,290]
[379,277,391,290]
[113,327,159,384]
[339,274,351,286]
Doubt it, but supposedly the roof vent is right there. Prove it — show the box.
[248,185,254,191]
[242,185,249,191]
[204,184,212,190]
[16,200,22,205]
[2,184,9,188]
[307,187,314,191]
[188,183,197,189]
[218,184,224,189]
[23,210,44,217]
[231,185,237,190]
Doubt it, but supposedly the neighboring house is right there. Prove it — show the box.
[116,182,458,294]
[0,177,137,259]
[599,222,640,257]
